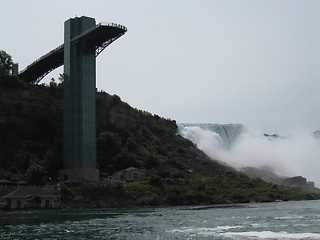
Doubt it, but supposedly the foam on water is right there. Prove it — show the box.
[222,231,320,239]
[169,225,243,234]
[170,227,320,239]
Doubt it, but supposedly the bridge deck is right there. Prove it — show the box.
[19,23,127,84]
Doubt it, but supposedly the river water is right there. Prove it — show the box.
[1,200,320,240]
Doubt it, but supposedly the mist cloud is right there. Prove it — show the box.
[179,126,320,187]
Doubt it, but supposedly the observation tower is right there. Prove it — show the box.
[19,16,127,182]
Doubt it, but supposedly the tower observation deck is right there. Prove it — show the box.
[19,20,127,84]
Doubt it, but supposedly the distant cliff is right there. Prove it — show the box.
[241,167,319,193]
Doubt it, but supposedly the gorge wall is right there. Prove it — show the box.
[0,86,174,132]
[0,85,176,179]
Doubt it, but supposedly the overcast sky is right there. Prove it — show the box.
[1,0,319,135]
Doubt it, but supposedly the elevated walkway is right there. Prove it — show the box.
[19,23,127,84]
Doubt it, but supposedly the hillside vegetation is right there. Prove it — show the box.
[0,80,319,206]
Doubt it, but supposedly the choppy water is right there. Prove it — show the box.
[1,200,320,240]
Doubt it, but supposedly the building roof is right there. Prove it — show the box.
[1,186,57,199]
[125,167,140,171]
[0,179,11,183]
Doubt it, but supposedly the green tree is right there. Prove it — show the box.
[26,161,47,185]
[14,151,37,172]
[97,131,123,173]
[0,50,26,88]
[97,131,122,158]
[0,50,13,78]
[43,149,62,180]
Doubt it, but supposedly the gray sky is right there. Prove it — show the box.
[1,0,319,135]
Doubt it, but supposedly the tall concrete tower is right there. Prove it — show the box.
[18,16,127,181]
[61,16,98,182]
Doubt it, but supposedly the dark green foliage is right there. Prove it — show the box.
[0,83,319,207]
[0,51,26,89]
[111,94,121,106]
[145,155,160,169]
[0,75,27,89]
[43,149,63,179]
[113,150,140,169]
[0,84,63,182]
[0,50,13,77]
[149,175,163,187]
[125,137,138,152]
[26,161,47,185]
[58,173,320,208]
[97,132,122,160]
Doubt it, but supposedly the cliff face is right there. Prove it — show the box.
[96,93,143,130]
[96,91,175,131]
[0,85,176,178]
[0,85,173,133]
[0,86,64,177]
[0,86,62,125]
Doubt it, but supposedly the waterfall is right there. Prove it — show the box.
[178,123,246,149]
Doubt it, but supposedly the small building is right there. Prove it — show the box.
[0,186,59,209]
[113,167,146,181]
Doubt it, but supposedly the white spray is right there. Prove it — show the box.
[178,124,320,187]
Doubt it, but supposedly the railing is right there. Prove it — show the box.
[71,22,127,43]
[19,22,127,84]
[99,22,127,31]
[19,44,64,75]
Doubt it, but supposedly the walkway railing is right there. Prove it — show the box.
[19,22,127,84]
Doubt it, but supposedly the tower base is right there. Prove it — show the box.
[59,168,99,182]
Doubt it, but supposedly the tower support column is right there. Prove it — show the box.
[61,16,99,182]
